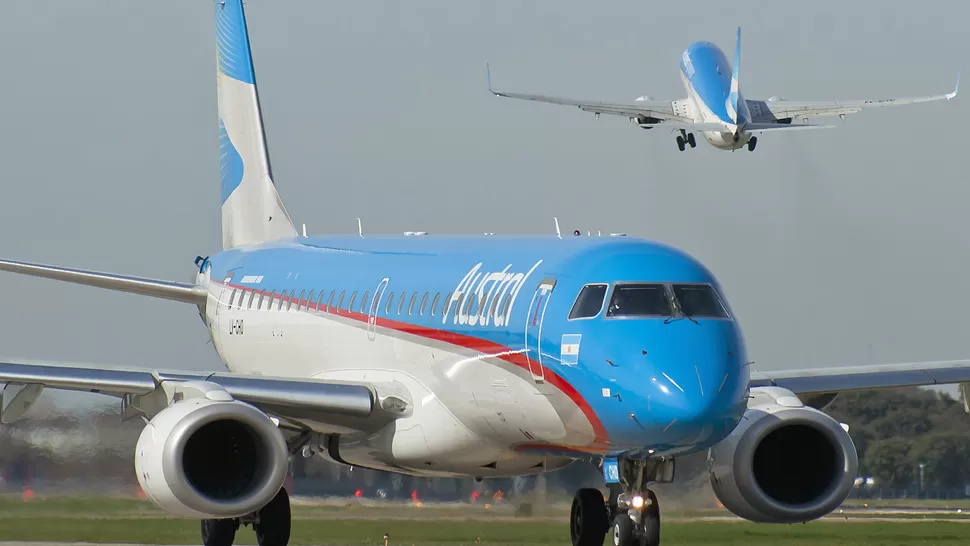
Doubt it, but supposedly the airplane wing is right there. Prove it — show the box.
[487,64,690,124]
[0,359,411,432]
[0,258,207,305]
[747,73,960,123]
[749,359,970,395]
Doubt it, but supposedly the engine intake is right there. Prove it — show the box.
[708,387,857,523]
[135,395,288,518]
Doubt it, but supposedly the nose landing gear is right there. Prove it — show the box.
[569,457,674,546]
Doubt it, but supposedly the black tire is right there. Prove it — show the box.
[569,488,609,546]
[201,518,237,546]
[687,133,696,148]
[611,515,638,546]
[676,136,686,151]
[642,490,660,546]
[255,488,291,546]
[748,136,758,151]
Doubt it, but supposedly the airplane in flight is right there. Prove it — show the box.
[3,3,970,546]
[488,28,960,152]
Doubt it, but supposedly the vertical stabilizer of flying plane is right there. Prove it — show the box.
[215,0,297,250]
[728,26,742,127]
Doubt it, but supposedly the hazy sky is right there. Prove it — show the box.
[0,1,966,410]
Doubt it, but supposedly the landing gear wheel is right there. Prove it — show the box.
[687,133,696,148]
[642,490,660,546]
[201,518,238,546]
[254,488,291,546]
[569,488,610,546]
[611,515,637,546]
[747,136,758,151]
[675,136,686,151]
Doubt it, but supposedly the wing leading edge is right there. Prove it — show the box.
[750,359,970,395]
[0,359,412,432]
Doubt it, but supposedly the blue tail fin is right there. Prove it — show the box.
[215,0,297,249]
[728,26,741,125]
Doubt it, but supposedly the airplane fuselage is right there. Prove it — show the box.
[199,234,750,478]
[679,41,753,150]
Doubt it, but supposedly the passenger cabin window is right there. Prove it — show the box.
[441,292,453,317]
[228,289,237,309]
[247,291,256,309]
[385,292,395,315]
[419,293,428,316]
[361,291,370,313]
[430,294,440,317]
[398,293,407,315]
[569,284,608,319]
[408,293,417,315]
[307,290,315,311]
[349,291,358,313]
[298,290,306,311]
[337,290,346,312]
[327,291,336,313]
[606,284,671,317]
[317,291,326,312]
[278,291,286,311]
[672,284,729,318]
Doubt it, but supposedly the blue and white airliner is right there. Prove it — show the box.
[3,4,970,546]
[489,28,959,152]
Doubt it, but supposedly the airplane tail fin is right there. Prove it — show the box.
[728,26,741,125]
[215,0,297,250]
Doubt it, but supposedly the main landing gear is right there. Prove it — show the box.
[747,136,758,152]
[201,487,292,546]
[675,129,696,151]
[569,457,674,546]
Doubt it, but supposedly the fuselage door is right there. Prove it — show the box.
[524,277,556,383]
[367,277,389,340]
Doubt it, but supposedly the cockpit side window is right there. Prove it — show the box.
[606,284,671,317]
[568,284,608,320]
[672,284,730,318]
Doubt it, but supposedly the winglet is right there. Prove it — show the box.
[486,62,496,95]
[948,71,961,100]
[728,26,741,125]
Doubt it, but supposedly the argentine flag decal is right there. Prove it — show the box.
[560,334,582,366]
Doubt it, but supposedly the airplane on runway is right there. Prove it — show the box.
[488,27,960,152]
[5,3,970,546]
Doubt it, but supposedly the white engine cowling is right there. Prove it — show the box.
[134,395,289,519]
[707,387,858,523]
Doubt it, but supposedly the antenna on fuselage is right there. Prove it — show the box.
[302,223,307,238]
[357,218,363,237]
[554,217,562,239]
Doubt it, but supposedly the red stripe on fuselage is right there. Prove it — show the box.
[215,282,609,447]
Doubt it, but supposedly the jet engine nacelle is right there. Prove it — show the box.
[134,394,289,519]
[707,386,858,523]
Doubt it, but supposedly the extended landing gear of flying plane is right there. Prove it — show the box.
[747,136,757,152]
[569,457,674,546]
[201,488,292,546]
[675,130,696,152]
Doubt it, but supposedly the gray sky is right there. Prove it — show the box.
[0,1,966,411]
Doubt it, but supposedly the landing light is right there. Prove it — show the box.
[632,495,644,509]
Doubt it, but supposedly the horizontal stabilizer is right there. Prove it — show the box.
[652,122,732,132]
[745,122,836,132]
[0,258,206,305]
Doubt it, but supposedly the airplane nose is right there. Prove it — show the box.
[642,330,747,449]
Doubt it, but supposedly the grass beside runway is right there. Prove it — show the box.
[1,517,970,545]
[2,496,970,545]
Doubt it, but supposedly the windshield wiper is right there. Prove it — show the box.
[664,298,699,325]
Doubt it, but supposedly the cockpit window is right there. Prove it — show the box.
[672,284,729,318]
[569,284,608,319]
[606,284,671,317]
